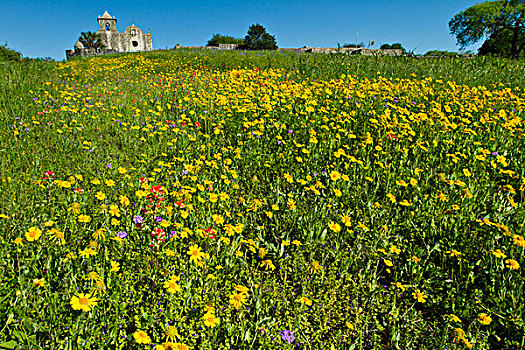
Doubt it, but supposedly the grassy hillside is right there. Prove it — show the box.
[0,51,524,349]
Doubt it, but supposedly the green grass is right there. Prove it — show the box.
[0,51,524,349]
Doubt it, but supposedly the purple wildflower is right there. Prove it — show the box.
[280,330,295,344]
[117,231,128,239]
[133,215,143,224]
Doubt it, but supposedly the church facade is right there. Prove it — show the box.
[66,10,152,59]
[96,10,152,52]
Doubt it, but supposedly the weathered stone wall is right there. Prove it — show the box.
[65,48,120,60]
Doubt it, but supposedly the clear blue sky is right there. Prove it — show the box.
[1,0,482,60]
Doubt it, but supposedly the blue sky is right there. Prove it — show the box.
[1,0,482,60]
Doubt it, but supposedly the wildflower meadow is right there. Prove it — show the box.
[0,50,524,349]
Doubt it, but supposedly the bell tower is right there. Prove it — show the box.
[97,9,117,49]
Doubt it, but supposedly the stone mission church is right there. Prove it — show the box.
[66,9,152,59]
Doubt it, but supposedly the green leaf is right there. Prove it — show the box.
[0,340,18,349]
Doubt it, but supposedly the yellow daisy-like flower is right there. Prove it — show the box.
[453,327,466,342]
[95,191,106,200]
[258,247,268,258]
[386,193,396,203]
[447,249,462,259]
[133,330,151,344]
[298,296,313,306]
[260,259,276,271]
[328,221,341,232]
[513,235,525,248]
[86,271,102,285]
[234,285,249,294]
[389,245,401,254]
[187,244,205,263]
[110,261,120,272]
[79,247,97,258]
[329,170,341,181]
[202,312,220,328]
[164,325,180,341]
[446,314,462,323]
[135,190,148,198]
[92,229,106,241]
[109,205,120,217]
[78,215,91,223]
[311,261,322,273]
[391,282,406,291]
[32,278,46,288]
[163,278,181,294]
[212,214,225,225]
[120,195,130,206]
[47,228,65,245]
[25,227,42,242]
[505,259,520,270]
[478,313,492,325]
[161,343,190,350]
[229,291,247,310]
[68,202,81,214]
[412,289,428,303]
[14,237,24,246]
[70,293,98,312]
[490,249,506,258]
[341,214,351,227]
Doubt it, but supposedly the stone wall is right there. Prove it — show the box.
[175,45,403,56]
[65,48,120,60]
[66,45,403,60]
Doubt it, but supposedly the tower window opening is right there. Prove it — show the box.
[132,41,138,47]
[106,23,110,31]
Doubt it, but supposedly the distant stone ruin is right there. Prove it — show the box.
[66,10,152,60]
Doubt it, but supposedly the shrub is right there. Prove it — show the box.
[206,34,244,47]
[0,43,21,62]
[380,43,406,52]
[424,50,459,57]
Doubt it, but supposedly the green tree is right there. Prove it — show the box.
[78,32,106,49]
[478,27,525,56]
[206,34,244,47]
[449,0,525,58]
[380,43,406,52]
[0,43,21,61]
[343,42,364,48]
[244,24,278,50]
